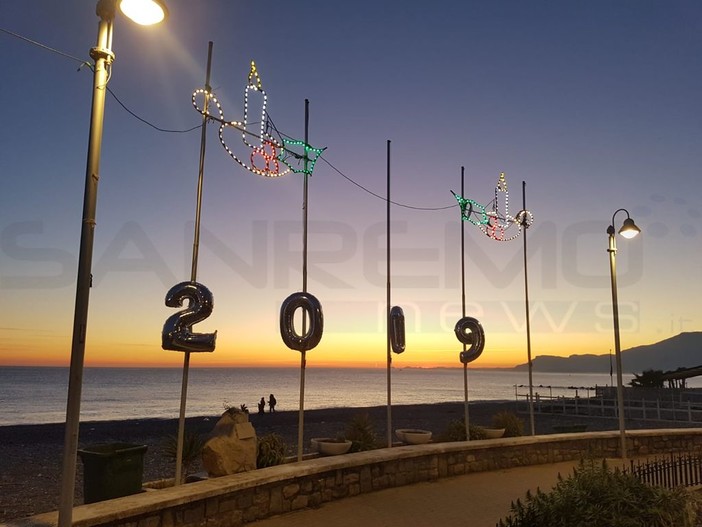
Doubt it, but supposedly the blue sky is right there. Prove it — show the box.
[1,1,700,368]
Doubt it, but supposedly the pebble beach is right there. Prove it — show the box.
[0,400,681,522]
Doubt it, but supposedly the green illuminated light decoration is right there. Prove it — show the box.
[279,138,326,176]
[191,60,325,178]
[451,172,533,241]
[450,190,489,225]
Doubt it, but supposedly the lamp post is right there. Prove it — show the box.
[607,208,641,460]
[59,2,166,526]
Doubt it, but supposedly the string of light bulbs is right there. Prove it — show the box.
[2,28,505,217]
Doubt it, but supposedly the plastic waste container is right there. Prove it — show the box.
[78,443,148,503]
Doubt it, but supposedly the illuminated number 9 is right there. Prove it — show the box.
[454,316,485,364]
[389,306,406,354]
[279,292,324,352]
[162,281,217,352]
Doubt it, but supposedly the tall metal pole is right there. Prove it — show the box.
[608,228,628,459]
[59,6,114,525]
[175,42,214,485]
[386,140,393,448]
[297,99,310,461]
[521,181,535,436]
[460,167,469,440]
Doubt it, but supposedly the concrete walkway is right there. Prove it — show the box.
[248,459,597,527]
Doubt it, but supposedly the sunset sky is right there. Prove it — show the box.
[1,1,700,369]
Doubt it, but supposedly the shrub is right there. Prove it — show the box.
[345,413,378,452]
[438,419,486,442]
[497,459,699,527]
[492,411,524,437]
[162,431,205,480]
[256,433,287,468]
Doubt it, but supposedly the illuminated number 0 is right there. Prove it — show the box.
[279,292,324,352]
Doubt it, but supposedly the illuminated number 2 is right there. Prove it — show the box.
[162,281,217,353]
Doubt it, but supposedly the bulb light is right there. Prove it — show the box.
[451,191,488,225]
[192,60,325,178]
[478,172,524,241]
[119,0,167,25]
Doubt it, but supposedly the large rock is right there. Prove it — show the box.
[202,409,257,477]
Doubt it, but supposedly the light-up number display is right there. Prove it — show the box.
[162,281,217,352]
[279,292,324,352]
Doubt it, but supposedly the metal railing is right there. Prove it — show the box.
[515,391,702,424]
[626,454,702,489]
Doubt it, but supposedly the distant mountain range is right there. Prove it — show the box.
[513,332,702,373]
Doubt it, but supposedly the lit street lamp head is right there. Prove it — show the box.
[619,217,641,239]
[119,0,168,25]
[608,208,641,239]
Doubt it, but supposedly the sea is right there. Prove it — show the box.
[2,366,695,427]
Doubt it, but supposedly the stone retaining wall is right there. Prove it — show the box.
[12,428,702,527]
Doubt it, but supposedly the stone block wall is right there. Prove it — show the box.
[13,428,702,527]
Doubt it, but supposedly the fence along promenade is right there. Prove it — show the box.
[514,385,702,424]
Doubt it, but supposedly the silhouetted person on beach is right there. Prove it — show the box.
[258,397,265,414]
[268,393,277,412]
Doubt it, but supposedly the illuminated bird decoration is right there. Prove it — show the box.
[192,61,325,178]
[478,172,529,241]
[450,172,533,241]
[450,190,489,225]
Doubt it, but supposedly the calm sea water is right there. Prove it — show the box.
[2,366,686,426]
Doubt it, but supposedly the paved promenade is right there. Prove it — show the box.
[249,459,594,527]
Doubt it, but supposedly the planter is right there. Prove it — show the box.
[314,438,352,456]
[397,429,432,445]
[479,427,506,439]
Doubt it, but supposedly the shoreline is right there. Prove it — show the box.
[0,400,687,522]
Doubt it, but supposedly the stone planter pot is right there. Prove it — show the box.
[314,438,352,456]
[397,429,432,445]
[479,427,506,439]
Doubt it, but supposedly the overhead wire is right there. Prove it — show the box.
[2,25,458,212]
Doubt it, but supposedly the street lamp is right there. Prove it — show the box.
[59,2,167,526]
[607,208,641,460]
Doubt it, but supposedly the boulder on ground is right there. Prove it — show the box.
[202,408,257,477]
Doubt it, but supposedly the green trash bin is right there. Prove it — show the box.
[78,443,148,503]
